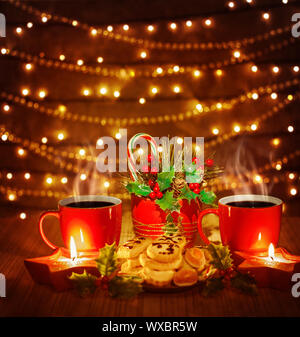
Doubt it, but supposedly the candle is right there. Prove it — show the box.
[24,237,99,291]
[233,243,300,291]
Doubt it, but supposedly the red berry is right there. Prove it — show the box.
[193,188,200,194]
[149,192,156,199]
[142,165,149,173]
[189,183,195,190]
[192,157,198,164]
[148,179,154,187]
[153,186,160,193]
[156,191,163,199]
[205,159,214,167]
[154,182,159,188]
[194,183,199,189]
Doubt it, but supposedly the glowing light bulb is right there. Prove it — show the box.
[156,67,163,74]
[270,92,277,100]
[97,138,104,146]
[233,50,240,58]
[115,132,122,139]
[271,138,280,147]
[6,173,13,179]
[107,25,113,32]
[196,104,203,112]
[90,28,98,36]
[288,173,295,180]
[8,193,16,201]
[79,148,86,156]
[272,66,279,73]
[99,87,107,95]
[288,125,294,133]
[173,85,181,93]
[254,175,262,183]
[170,22,177,30]
[140,51,147,59]
[262,12,270,20]
[147,25,154,32]
[193,70,201,77]
[19,212,26,220]
[27,22,33,29]
[57,132,65,141]
[275,163,282,171]
[3,104,10,112]
[82,88,91,96]
[123,24,129,31]
[293,66,299,73]
[97,56,104,63]
[24,172,31,180]
[1,48,8,55]
[186,20,192,27]
[17,148,25,156]
[204,19,212,26]
[104,181,110,188]
[25,63,33,71]
[72,20,78,27]
[227,1,235,8]
[250,123,258,131]
[77,59,84,66]
[16,27,23,34]
[38,90,47,99]
[282,0,288,3]
[113,90,120,98]
[212,128,219,135]
[234,125,241,133]
[41,15,48,23]
[1,134,8,141]
[46,177,53,184]
[139,97,146,104]
[251,65,258,72]
[177,137,183,145]
[21,88,30,96]
[59,54,65,61]
[251,92,258,100]
[41,137,48,144]
[173,65,180,72]
[290,188,297,196]
[216,102,222,109]
[61,177,68,184]
[215,69,223,76]
[287,94,293,101]
[246,0,253,3]
[151,87,158,94]
[80,173,87,181]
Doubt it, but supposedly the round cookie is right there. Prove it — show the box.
[147,241,180,263]
[139,252,183,271]
[173,269,198,287]
[154,235,186,250]
[143,266,174,287]
[184,247,206,269]
[117,237,152,259]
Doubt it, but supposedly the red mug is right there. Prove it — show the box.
[198,194,282,253]
[39,195,122,251]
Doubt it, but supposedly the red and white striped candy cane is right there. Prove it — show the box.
[127,133,158,181]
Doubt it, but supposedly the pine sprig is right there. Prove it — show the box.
[208,243,233,270]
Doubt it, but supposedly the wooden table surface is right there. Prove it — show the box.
[1,201,300,317]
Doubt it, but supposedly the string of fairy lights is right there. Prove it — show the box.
[7,0,293,51]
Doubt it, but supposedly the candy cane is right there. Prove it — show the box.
[128,133,158,181]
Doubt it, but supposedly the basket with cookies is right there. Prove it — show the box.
[125,133,221,247]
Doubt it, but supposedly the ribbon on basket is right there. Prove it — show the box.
[127,133,159,181]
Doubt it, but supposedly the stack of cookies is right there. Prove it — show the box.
[117,235,214,288]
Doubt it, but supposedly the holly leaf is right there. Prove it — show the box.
[208,243,233,270]
[230,271,257,295]
[108,276,143,299]
[156,167,175,191]
[155,190,180,212]
[95,242,118,277]
[178,185,199,204]
[199,190,216,205]
[69,270,97,297]
[201,277,224,297]
[125,181,151,197]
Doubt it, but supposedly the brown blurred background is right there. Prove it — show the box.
[0,0,300,223]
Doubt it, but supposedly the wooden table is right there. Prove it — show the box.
[1,201,300,317]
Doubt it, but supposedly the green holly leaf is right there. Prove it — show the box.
[95,242,118,277]
[156,167,175,191]
[178,185,199,204]
[69,270,97,297]
[201,277,224,297]
[230,271,257,295]
[125,181,152,197]
[155,190,179,212]
[108,276,143,299]
[208,243,233,271]
[199,190,216,205]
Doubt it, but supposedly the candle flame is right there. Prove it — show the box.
[268,243,275,261]
[258,232,261,241]
[80,229,84,243]
[70,236,78,261]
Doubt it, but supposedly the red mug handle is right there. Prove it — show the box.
[39,211,60,250]
[197,208,219,245]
